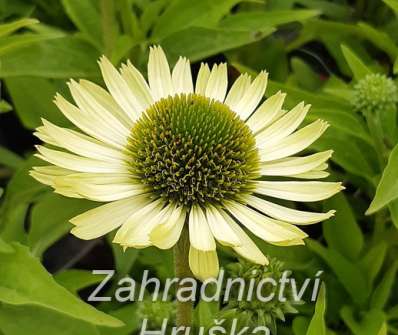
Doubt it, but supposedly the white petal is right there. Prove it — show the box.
[54,94,126,149]
[79,80,133,128]
[225,200,308,243]
[246,91,286,134]
[259,120,329,161]
[39,119,127,163]
[30,166,74,188]
[172,57,193,94]
[206,205,241,247]
[219,210,268,265]
[291,170,330,179]
[98,56,141,121]
[120,60,154,110]
[113,198,165,246]
[255,180,344,202]
[195,63,210,95]
[234,71,268,120]
[70,194,151,239]
[35,145,128,173]
[260,150,333,176]
[256,102,310,146]
[224,73,251,110]
[148,46,173,101]
[149,205,186,249]
[188,205,216,251]
[189,246,219,281]
[205,63,228,102]
[246,195,335,225]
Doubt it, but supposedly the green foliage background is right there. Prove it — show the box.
[1,0,398,334]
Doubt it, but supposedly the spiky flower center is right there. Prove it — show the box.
[127,94,260,206]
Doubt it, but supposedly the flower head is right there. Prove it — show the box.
[31,46,343,281]
[352,73,398,115]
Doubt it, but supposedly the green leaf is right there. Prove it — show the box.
[341,44,372,81]
[290,57,322,91]
[306,239,369,306]
[341,307,386,335]
[29,193,96,257]
[370,260,398,309]
[220,10,320,30]
[62,0,102,49]
[323,193,363,260]
[359,242,387,288]
[293,316,310,335]
[0,36,100,78]
[5,76,69,129]
[0,146,23,170]
[161,26,275,63]
[306,284,326,335]
[0,243,122,327]
[55,270,107,294]
[367,143,398,214]
[0,99,12,113]
[0,237,13,254]
[0,18,38,37]
[99,304,140,335]
[394,57,398,75]
[0,304,100,335]
[152,0,242,40]
[384,0,398,15]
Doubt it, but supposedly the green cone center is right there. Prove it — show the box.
[127,93,260,206]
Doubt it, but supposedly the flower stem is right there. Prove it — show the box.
[174,226,193,326]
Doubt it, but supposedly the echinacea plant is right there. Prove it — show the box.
[30,46,342,325]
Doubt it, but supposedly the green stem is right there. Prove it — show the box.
[100,0,117,58]
[174,226,193,326]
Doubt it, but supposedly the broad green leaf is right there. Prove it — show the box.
[306,284,326,335]
[220,10,320,30]
[0,146,23,170]
[323,193,363,260]
[341,307,386,335]
[290,57,322,91]
[55,270,107,294]
[152,0,242,40]
[62,0,102,49]
[29,193,96,257]
[0,243,122,327]
[389,199,398,228]
[0,18,38,37]
[295,0,353,19]
[0,304,100,335]
[394,57,398,74]
[161,26,275,63]
[293,316,310,335]
[5,76,69,129]
[384,0,398,15]
[99,304,140,335]
[0,36,100,78]
[306,239,369,306]
[370,260,398,309]
[0,99,12,113]
[0,33,60,56]
[368,143,398,214]
[0,237,13,253]
[110,239,140,277]
[359,242,387,288]
[341,44,372,81]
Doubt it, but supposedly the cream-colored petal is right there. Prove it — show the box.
[148,46,173,101]
[225,200,308,243]
[172,57,193,94]
[54,94,126,149]
[195,63,210,95]
[30,166,74,187]
[98,56,141,121]
[189,246,219,281]
[255,180,344,202]
[120,60,154,111]
[260,150,333,176]
[234,71,268,120]
[206,205,241,247]
[246,91,286,134]
[259,120,329,161]
[224,73,251,110]
[150,205,186,249]
[35,145,128,173]
[79,80,133,128]
[245,194,335,225]
[290,170,330,179]
[219,210,268,265]
[70,194,151,239]
[39,119,127,163]
[188,204,216,251]
[205,63,228,102]
[113,198,164,245]
[256,102,310,146]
